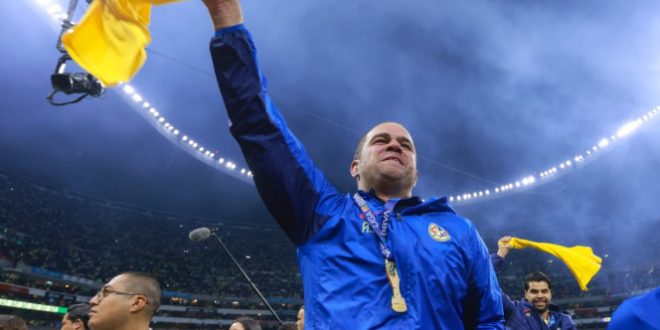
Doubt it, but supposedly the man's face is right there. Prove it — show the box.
[351,123,417,193]
[88,274,138,330]
[296,308,305,330]
[525,281,552,313]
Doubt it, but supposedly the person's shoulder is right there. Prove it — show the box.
[443,212,478,232]
[555,310,577,326]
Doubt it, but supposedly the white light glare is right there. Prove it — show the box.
[598,138,610,148]
[182,135,188,141]
[47,4,62,14]
[173,130,180,135]
[37,0,52,6]
[616,121,641,138]
[132,94,143,102]
[142,102,150,108]
[123,85,135,94]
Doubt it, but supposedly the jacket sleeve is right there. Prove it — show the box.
[490,253,516,320]
[209,25,343,245]
[463,224,505,329]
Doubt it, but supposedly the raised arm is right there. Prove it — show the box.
[491,236,516,320]
[462,224,505,329]
[202,0,244,29]
[203,0,343,245]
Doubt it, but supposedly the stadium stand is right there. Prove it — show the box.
[0,169,658,329]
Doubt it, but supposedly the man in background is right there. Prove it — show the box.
[493,236,576,330]
[88,271,160,330]
[61,303,91,330]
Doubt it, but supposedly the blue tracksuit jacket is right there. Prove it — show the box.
[490,255,576,330]
[608,287,660,330]
[210,24,504,330]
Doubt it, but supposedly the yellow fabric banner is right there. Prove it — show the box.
[61,0,181,87]
[509,237,602,291]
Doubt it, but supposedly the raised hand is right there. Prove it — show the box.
[202,0,244,30]
[497,236,513,259]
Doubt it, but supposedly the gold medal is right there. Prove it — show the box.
[385,260,408,313]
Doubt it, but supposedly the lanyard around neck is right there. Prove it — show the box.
[353,192,398,261]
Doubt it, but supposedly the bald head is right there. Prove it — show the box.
[350,122,418,200]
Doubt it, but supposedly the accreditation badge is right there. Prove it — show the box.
[385,259,408,313]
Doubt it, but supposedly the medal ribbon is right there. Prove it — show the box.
[353,192,408,313]
[352,192,397,260]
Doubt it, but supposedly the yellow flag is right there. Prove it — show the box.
[61,0,182,87]
[509,237,602,291]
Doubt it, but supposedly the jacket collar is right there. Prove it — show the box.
[357,190,455,215]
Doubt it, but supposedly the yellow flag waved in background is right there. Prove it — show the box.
[509,237,602,291]
[61,0,182,87]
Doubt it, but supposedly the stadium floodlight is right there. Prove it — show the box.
[598,138,610,148]
[616,121,641,138]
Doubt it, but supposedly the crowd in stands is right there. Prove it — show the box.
[0,169,659,329]
[0,170,301,300]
